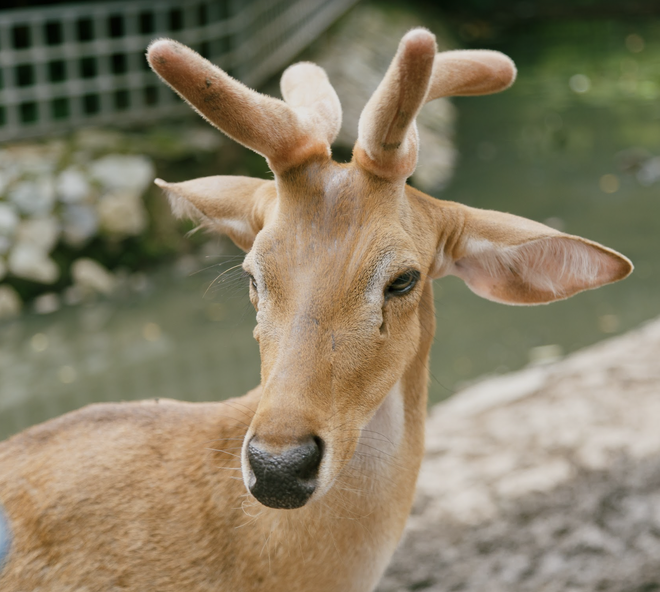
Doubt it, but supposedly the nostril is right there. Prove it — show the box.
[313,435,324,458]
[295,436,323,480]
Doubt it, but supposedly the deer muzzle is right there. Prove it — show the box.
[246,435,324,509]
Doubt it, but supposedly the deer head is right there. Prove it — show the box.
[147,30,632,511]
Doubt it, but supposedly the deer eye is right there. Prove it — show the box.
[386,270,420,297]
[245,273,257,291]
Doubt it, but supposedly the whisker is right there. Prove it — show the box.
[189,258,243,277]
[207,449,242,458]
[225,400,258,415]
[204,264,245,298]
[359,428,396,445]
[235,515,262,529]
[220,401,257,420]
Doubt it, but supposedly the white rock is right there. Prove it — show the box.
[16,217,60,253]
[4,143,61,177]
[637,156,660,186]
[71,258,116,295]
[183,128,223,152]
[89,155,155,194]
[33,292,60,314]
[97,189,148,236]
[8,179,56,216]
[75,128,124,152]
[8,243,60,283]
[0,169,17,196]
[62,204,99,246]
[0,285,22,319]
[0,237,10,255]
[56,167,93,204]
[70,150,92,167]
[0,203,19,236]
[63,284,84,306]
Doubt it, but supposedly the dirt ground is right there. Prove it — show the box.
[379,317,660,592]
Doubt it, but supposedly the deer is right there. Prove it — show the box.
[0,28,632,592]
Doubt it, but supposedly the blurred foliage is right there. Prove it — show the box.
[419,0,660,23]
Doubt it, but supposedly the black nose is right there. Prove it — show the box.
[247,436,323,509]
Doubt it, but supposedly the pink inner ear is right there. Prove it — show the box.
[452,236,633,305]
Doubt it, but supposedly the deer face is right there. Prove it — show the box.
[148,31,632,509]
[239,161,437,507]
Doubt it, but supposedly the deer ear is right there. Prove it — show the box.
[430,204,633,305]
[156,176,276,251]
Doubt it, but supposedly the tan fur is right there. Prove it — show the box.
[426,49,517,100]
[0,29,632,592]
[355,29,436,181]
[147,40,338,173]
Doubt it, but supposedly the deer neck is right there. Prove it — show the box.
[213,282,436,591]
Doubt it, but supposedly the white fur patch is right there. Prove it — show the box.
[163,188,206,223]
[357,380,405,464]
[219,218,249,235]
[159,186,212,239]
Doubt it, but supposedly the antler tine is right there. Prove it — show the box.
[354,29,437,182]
[147,39,336,173]
[426,50,517,101]
[281,62,342,148]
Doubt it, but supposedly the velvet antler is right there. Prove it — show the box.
[353,29,437,181]
[354,30,517,182]
[147,39,341,173]
[426,49,516,100]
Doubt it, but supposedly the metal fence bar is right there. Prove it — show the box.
[0,0,358,142]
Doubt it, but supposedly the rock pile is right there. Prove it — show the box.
[0,135,155,318]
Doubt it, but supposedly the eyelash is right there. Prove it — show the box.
[386,270,420,297]
[243,270,257,291]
